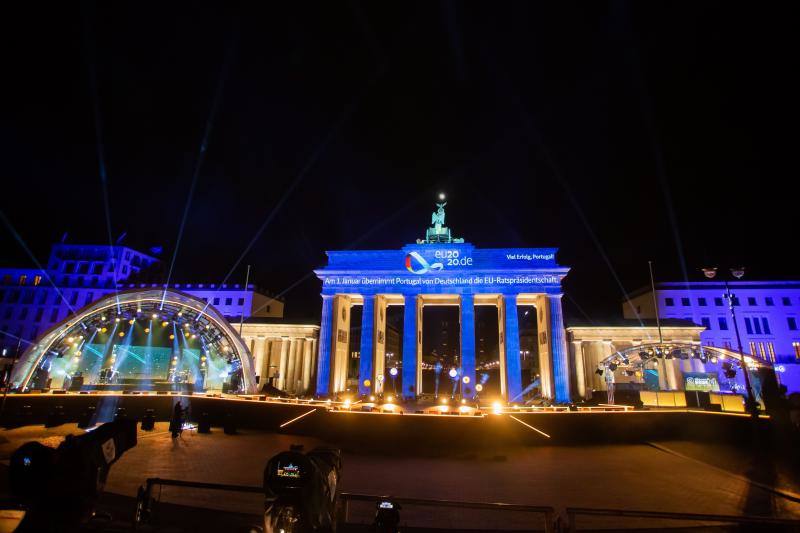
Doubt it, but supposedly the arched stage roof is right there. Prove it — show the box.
[10,289,257,394]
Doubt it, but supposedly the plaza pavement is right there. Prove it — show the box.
[1,423,799,530]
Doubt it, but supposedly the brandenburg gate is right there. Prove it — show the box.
[315,199,571,403]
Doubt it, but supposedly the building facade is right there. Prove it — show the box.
[0,243,284,357]
[625,281,800,364]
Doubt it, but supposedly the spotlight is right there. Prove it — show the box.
[448,368,458,379]
[144,328,150,334]
[440,398,448,405]
[137,307,142,313]
[387,395,394,403]
[178,312,183,317]
[128,319,135,325]
[169,334,175,340]
[492,401,503,414]
[152,313,158,319]
[475,384,483,392]
[162,321,168,327]
[118,332,125,338]
[389,367,398,377]
[115,317,120,323]
[439,192,446,200]
[74,351,81,357]
[191,334,197,339]
[369,395,376,402]
[205,324,210,330]
[710,356,718,364]
[100,327,107,333]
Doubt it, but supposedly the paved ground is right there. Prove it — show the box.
[2,423,799,531]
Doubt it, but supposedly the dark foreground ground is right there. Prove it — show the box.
[1,395,799,531]
[1,421,799,532]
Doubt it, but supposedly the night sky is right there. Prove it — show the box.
[1,2,796,321]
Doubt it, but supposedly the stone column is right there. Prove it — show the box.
[503,294,522,402]
[402,294,418,400]
[535,295,554,400]
[358,295,375,396]
[302,338,313,394]
[373,296,387,394]
[315,295,334,396]
[571,340,586,399]
[666,358,682,390]
[416,296,424,395]
[496,295,507,399]
[331,295,352,393]
[549,295,571,403]
[460,293,477,399]
[253,337,266,385]
[286,339,298,394]
[277,338,290,390]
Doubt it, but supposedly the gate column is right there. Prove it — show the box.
[549,294,571,403]
[358,295,375,396]
[503,294,523,402]
[460,293,477,399]
[315,295,333,396]
[402,294,418,400]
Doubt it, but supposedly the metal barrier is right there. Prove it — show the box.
[339,492,556,533]
[564,507,800,532]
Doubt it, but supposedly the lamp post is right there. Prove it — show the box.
[703,267,759,417]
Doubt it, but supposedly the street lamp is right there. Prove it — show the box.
[702,266,759,416]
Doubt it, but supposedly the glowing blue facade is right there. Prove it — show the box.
[314,242,571,403]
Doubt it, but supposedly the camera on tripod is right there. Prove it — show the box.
[262,444,342,532]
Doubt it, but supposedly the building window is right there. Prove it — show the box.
[33,275,42,286]
[744,317,753,334]
[70,292,78,305]
[723,340,732,349]
[19,275,27,286]
[788,317,798,331]
[762,317,771,335]
[237,298,245,306]
[84,292,94,306]
[266,305,271,313]
[50,308,59,323]
[767,342,775,362]
[714,297,724,306]
[732,297,740,306]
[765,297,774,306]
[34,308,44,322]
[794,342,800,360]
[718,317,728,330]
[701,317,711,329]
[665,298,674,307]
[782,297,791,306]
[758,342,766,359]
[225,298,232,306]
[213,298,220,305]
[747,297,756,306]
[18,307,28,320]
[681,297,690,306]
[749,341,757,356]
[3,308,12,320]
[698,298,707,306]
[753,318,762,335]
[122,266,128,275]
[124,251,131,260]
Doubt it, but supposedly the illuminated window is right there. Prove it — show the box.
[749,341,757,356]
[794,342,800,360]
[33,275,42,286]
[758,342,766,358]
[18,275,27,286]
[767,342,775,362]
